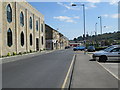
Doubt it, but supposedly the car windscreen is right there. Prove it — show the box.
[104,47,114,52]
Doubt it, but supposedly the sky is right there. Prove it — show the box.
[29,1,118,40]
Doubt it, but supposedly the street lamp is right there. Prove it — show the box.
[95,23,97,36]
[98,16,102,35]
[72,4,86,46]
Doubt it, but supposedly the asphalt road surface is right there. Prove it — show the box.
[2,50,119,89]
[3,49,74,88]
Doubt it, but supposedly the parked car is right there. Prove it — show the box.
[92,45,120,62]
[73,46,86,51]
[87,46,95,52]
[65,46,70,49]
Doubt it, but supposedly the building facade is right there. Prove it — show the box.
[0,2,45,56]
[45,24,69,50]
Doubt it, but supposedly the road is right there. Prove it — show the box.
[3,49,74,88]
[2,50,119,89]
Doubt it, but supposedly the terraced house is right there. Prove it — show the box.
[45,24,69,50]
[0,1,46,56]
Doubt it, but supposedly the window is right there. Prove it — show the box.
[30,34,32,46]
[21,31,24,46]
[29,17,32,29]
[7,28,12,47]
[41,36,44,45]
[20,12,24,27]
[41,24,43,32]
[7,4,12,23]
[36,21,38,31]
[111,48,120,52]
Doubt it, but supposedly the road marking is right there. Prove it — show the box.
[61,54,75,89]
[87,54,120,80]
[97,62,120,80]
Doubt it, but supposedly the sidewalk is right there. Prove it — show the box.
[70,53,118,88]
[1,50,54,64]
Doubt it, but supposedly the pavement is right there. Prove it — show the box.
[70,52,119,89]
[1,50,54,64]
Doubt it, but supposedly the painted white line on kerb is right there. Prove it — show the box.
[61,54,75,89]
[97,62,120,80]
[87,54,120,80]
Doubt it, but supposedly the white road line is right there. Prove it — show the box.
[97,62,120,80]
[61,54,75,89]
[87,54,119,80]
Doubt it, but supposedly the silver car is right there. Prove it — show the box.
[92,45,120,62]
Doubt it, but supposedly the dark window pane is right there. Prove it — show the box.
[41,24,43,32]
[42,36,44,45]
[36,21,38,31]
[20,12,24,27]
[21,32,24,46]
[7,28,12,47]
[7,4,12,23]
[30,34,32,46]
[30,17,32,29]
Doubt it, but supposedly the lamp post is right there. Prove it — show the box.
[72,4,86,46]
[95,23,97,36]
[98,16,102,35]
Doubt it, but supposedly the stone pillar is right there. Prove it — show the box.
[0,1,2,57]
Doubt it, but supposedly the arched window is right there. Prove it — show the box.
[7,4,12,23]
[29,17,32,29]
[41,36,44,45]
[7,28,12,47]
[36,21,38,31]
[20,12,24,27]
[30,34,32,46]
[21,31,24,46]
[41,24,43,32]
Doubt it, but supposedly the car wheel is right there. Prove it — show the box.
[98,56,107,62]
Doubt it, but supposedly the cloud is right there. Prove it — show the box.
[111,14,120,18]
[57,2,98,11]
[57,2,80,10]
[109,0,118,5]
[102,14,109,18]
[86,0,101,3]
[85,3,97,9]
[73,16,80,19]
[53,16,80,23]
[102,14,120,18]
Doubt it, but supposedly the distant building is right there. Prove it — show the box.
[45,24,69,50]
[69,41,82,47]
[0,2,45,56]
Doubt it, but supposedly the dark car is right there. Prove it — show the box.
[87,46,95,52]
[73,46,85,51]
[65,46,70,49]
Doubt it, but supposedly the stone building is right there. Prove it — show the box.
[45,24,69,50]
[0,2,45,56]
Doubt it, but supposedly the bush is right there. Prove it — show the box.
[7,52,11,56]
[95,47,107,51]
[19,52,22,55]
[23,52,27,54]
[30,50,33,53]
[43,48,46,50]
[13,52,16,56]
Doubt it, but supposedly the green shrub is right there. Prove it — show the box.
[23,52,27,54]
[43,48,46,50]
[13,52,16,56]
[30,50,33,53]
[7,52,11,56]
[19,52,22,55]
[95,47,107,51]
